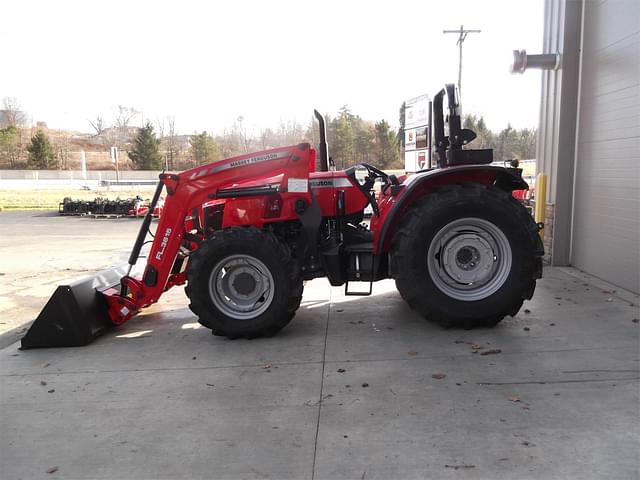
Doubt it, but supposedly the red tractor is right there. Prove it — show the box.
[22,85,543,348]
[127,196,165,218]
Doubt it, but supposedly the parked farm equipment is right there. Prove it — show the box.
[22,84,543,348]
[59,197,140,216]
[59,196,163,218]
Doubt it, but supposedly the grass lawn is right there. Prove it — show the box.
[0,188,157,210]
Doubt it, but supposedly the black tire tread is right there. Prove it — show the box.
[185,226,303,338]
[391,183,543,329]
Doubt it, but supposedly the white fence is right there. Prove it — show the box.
[0,170,162,190]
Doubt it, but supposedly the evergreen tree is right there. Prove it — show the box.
[518,128,537,159]
[128,122,163,170]
[374,120,401,169]
[475,116,494,149]
[27,130,56,169]
[331,106,355,168]
[463,114,537,160]
[463,114,478,133]
[463,114,492,149]
[353,119,374,164]
[496,124,520,161]
[190,131,221,165]
[0,124,22,168]
[397,102,406,151]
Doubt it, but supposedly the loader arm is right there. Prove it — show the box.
[103,144,316,326]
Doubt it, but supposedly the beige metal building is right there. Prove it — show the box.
[536,0,639,293]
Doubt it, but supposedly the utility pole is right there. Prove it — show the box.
[443,25,481,95]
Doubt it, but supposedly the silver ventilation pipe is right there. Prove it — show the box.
[511,49,561,73]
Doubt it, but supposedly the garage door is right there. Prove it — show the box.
[571,0,640,293]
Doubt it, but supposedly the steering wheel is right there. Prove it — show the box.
[354,163,393,217]
[361,163,388,184]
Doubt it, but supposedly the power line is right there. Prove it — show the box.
[443,25,481,96]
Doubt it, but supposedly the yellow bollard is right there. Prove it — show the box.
[534,173,547,241]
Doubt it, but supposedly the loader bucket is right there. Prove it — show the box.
[21,266,128,349]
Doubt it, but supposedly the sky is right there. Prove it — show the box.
[1,0,544,136]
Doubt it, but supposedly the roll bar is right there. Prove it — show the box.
[432,84,484,168]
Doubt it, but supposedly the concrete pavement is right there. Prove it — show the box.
[0,211,638,479]
[0,211,144,345]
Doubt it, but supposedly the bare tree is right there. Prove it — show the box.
[278,119,309,146]
[53,129,71,169]
[235,116,249,153]
[114,105,139,129]
[166,117,179,170]
[155,117,168,170]
[218,127,240,158]
[153,116,183,170]
[155,117,165,139]
[88,116,107,136]
[2,97,27,127]
[259,128,275,150]
[110,105,140,167]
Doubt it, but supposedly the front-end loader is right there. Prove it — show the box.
[21,85,543,348]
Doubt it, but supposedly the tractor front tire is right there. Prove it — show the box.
[391,183,543,329]
[185,227,303,338]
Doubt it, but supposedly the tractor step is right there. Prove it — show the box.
[345,242,374,296]
[344,280,373,296]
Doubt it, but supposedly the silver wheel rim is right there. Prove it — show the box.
[427,217,512,301]
[208,254,275,320]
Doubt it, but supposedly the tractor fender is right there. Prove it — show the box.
[373,165,528,255]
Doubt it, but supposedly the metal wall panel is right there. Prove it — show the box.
[571,0,640,292]
[537,0,583,265]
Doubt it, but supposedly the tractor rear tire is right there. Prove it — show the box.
[185,227,303,338]
[391,183,543,329]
